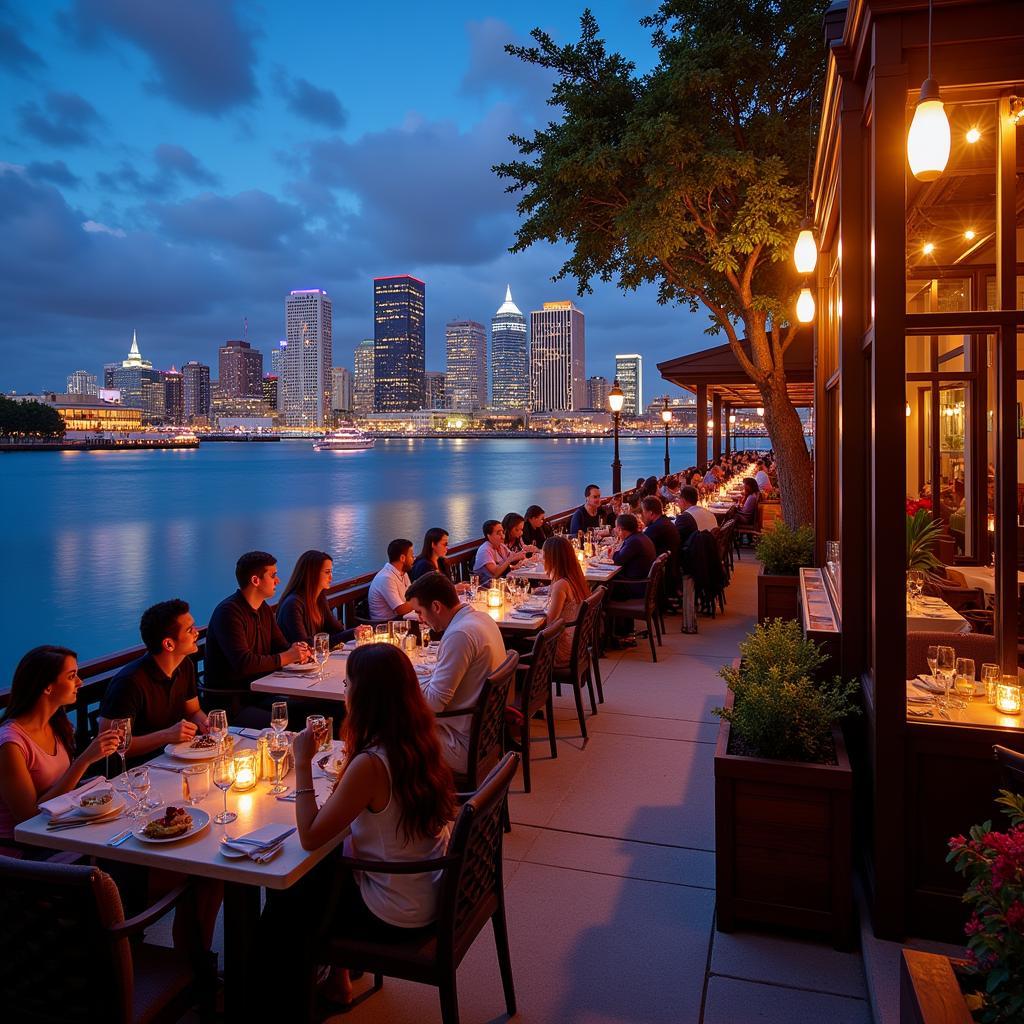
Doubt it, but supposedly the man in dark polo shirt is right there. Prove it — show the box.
[568,484,614,536]
[99,599,210,761]
[205,550,310,692]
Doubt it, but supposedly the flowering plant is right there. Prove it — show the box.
[906,497,932,516]
[947,791,1024,1023]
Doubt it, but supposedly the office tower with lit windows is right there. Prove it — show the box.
[614,354,643,417]
[353,339,375,415]
[218,340,264,400]
[262,374,278,413]
[529,301,585,412]
[445,319,486,410]
[107,330,159,416]
[490,286,529,410]
[162,367,184,424]
[424,370,448,409]
[331,367,352,412]
[67,370,98,396]
[374,276,425,411]
[586,375,609,410]
[283,289,333,427]
[181,361,211,423]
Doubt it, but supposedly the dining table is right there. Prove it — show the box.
[252,649,350,703]
[511,556,622,586]
[15,727,345,1023]
[953,564,1024,597]
[906,596,971,634]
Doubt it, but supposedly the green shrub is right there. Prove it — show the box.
[755,522,814,576]
[906,509,943,571]
[715,620,860,763]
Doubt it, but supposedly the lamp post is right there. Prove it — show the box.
[608,379,625,495]
[661,396,672,476]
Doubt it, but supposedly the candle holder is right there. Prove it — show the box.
[996,676,1022,716]
[487,584,503,609]
[232,750,258,791]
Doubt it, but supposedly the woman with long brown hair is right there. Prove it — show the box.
[259,643,456,1014]
[277,549,349,646]
[543,536,591,668]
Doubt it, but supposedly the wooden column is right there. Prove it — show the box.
[696,384,708,469]
[724,404,731,455]
[712,393,722,461]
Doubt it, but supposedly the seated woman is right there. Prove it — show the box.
[258,643,456,1014]
[472,519,527,585]
[277,550,350,647]
[659,475,682,503]
[502,512,538,556]
[542,536,591,668]
[522,505,553,548]
[0,646,120,858]
[410,528,469,592]
[735,477,761,527]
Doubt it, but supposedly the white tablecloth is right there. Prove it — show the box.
[906,597,970,634]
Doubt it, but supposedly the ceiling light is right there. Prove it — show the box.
[907,1,950,181]
[922,242,935,256]
[964,229,975,241]
[965,127,981,144]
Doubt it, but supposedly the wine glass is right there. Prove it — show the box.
[953,657,975,707]
[271,701,289,734]
[926,645,939,685]
[313,632,330,682]
[208,709,228,753]
[906,570,925,611]
[935,645,956,709]
[267,731,290,795]
[111,718,132,787]
[306,715,328,752]
[212,756,237,824]
[392,620,409,647]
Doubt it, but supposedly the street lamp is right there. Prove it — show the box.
[661,396,672,476]
[608,379,625,494]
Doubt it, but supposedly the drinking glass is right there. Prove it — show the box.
[208,709,228,753]
[126,766,151,818]
[313,632,330,682]
[935,646,956,708]
[182,763,210,806]
[111,718,132,787]
[306,715,328,753]
[906,570,925,611]
[926,645,939,685]
[392,620,409,646]
[271,701,289,734]
[469,574,480,601]
[954,657,976,706]
[374,623,390,644]
[981,663,1001,704]
[212,756,237,824]
[267,731,290,795]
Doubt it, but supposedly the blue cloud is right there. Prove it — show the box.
[27,159,80,187]
[0,1,44,76]
[17,91,103,147]
[274,70,347,129]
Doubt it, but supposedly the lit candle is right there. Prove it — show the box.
[996,677,1022,715]
[233,751,258,791]
[487,586,503,609]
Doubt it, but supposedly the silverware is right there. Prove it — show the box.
[47,811,123,832]
[149,763,185,773]
[107,829,134,847]
[938,707,952,720]
[224,827,296,848]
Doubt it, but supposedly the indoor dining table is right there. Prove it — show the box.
[15,728,344,1023]
[906,596,971,634]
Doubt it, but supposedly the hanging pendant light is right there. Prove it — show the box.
[907,0,950,181]
[793,218,818,274]
[796,287,815,324]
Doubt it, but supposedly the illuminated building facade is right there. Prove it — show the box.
[615,354,643,417]
[374,276,425,411]
[353,339,375,416]
[445,320,486,410]
[331,367,352,412]
[529,301,585,412]
[67,370,97,396]
[283,289,333,427]
[181,361,211,424]
[424,370,448,409]
[586,375,609,410]
[218,340,264,400]
[491,286,529,410]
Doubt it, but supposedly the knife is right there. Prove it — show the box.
[47,811,124,832]
[107,829,134,847]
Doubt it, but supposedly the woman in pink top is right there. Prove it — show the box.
[0,645,119,856]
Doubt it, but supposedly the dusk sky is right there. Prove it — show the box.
[0,0,711,400]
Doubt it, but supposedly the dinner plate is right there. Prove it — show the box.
[283,661,318,673]
[164,739,222,760]
[133,807,210,844]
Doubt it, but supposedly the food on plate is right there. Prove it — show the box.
[316,753,346,779]
[142,806,193,839]
[80,790,113,808]
[188,734,218,750]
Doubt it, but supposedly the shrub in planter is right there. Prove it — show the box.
[755,522,815,576]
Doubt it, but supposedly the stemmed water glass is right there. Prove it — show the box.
[110,718,132,787]
[935,645,956,709]
[906,570,925,611]
[271,701,289,735]
[392,620,409,648]
[953,657,975,709]
[208,709,228,753]
[212,755,237,824]
[127,765,155,818]
[926,645,939,686]
[313,632,330,683]
[267,731,291,795]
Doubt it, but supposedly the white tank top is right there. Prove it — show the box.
[348,745,452,928]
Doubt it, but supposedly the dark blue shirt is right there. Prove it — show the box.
[613,531,657,597]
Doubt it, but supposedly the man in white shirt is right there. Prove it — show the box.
[754,460,773,494]
[406,572,506,773]
[674,485,718,543]
[367,538,416,621]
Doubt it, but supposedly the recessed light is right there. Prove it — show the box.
[966,127,981,144]
[964,229,976,241]
[922,242,935,255]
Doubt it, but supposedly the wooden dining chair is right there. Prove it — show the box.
[553,586,608,738]
[604,554,667,662]
[0,858,215,1024]
[323,753,521,1024]
[993,745,1024,793]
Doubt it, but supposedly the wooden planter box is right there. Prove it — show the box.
[757,570,801,623]
[900,950,973,1024]
[714,690,854,949]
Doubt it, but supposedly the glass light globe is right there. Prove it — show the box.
[796,287,815,324]
[793,228,818,274]
[907,80,950,182]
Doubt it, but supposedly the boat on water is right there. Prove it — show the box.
[313,426,375,452]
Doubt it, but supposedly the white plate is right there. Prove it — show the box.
[75,794,125,818]
[283,661,318,673]
[218,839,248,859]
[165,739,222,760]
[134,807,210,844]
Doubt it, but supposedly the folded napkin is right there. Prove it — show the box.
[914,676,946,693]
[221,824,294,857]
[40,777,110,819]
[229,726,263,739]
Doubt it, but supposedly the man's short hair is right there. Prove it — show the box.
[525,504,544,519]
[140,599,190,655]
[405,571,460,609]
[584,484,600,498]
[235,551,276,588]
[616,513,639,533]
[640,496,663,517]
[680,485,699,505]
[482,519,500,539]
[387,538,413,563]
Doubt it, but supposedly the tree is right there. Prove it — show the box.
[494,1,828,526]
[0,395,66,439]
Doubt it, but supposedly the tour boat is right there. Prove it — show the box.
[313,426,375,452]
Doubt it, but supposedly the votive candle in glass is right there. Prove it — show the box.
[487,585,503,609]
[995,677,1022,716]
[232,750,258,791]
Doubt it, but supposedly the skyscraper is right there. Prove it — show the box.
[283,289,333,427]
[529,302,585,412]
[107,331,159,416]
[424,370,448,410]
[163,367,184,425]
[262,374,278,413]
[181,361,211,424]
[374,276,425,411]
[445,320,487,410]
[218,340,264,399]
[331,367,352,412]
[353,339,375,416]
[586,375,609,410]
[490,286,529,410]
[67,370,98,396]
[615,354,643,417]
[270,340,286,412]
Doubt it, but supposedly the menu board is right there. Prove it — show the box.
[800,568,839,634]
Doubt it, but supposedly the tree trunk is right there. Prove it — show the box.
[760,372,813,527]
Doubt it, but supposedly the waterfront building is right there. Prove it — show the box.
[106,331,159,417]
[490,286,529,410]
[218,340,264,400]
[615,354,643,417]
[262,374,278,413]
[181,361,211,424]
[374,275,425,412]
[162,367,184,425]
[66,370,97,396]
[586,375,609,410]
[15,392,143,432]
[331,367,352,413]
[445,319,487,411]
[353,339,375,416]
[283,288,333,427]
[529,301,585,412]
[424,370,448,410]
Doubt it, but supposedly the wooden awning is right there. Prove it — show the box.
[657,330,815,407]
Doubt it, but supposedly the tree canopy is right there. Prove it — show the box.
[0,395,66,439]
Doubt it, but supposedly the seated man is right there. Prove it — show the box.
[473,520,526,585]
[99,599,210,761]
[568,484,612,536]
[675,485,718,545]
[640,496,681,594]
[611,513,657,599]
[367,538,416,621]
[405,572,506,773]
[754,460,773,494]
[205,551,309,692]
